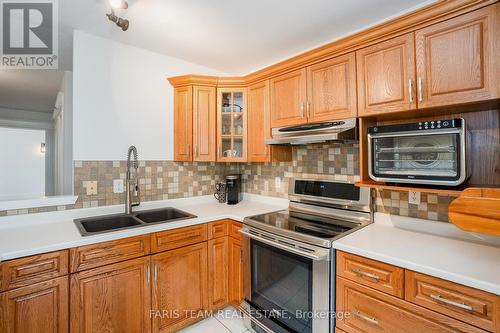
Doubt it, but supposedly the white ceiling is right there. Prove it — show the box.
[0,0,434,112]
[0,70,64,112]
[59,0,434,74]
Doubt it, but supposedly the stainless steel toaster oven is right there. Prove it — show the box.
[368,118,469,186]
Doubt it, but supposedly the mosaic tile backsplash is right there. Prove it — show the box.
[0,142,454,222]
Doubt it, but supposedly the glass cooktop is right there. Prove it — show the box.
[247,210,356,239]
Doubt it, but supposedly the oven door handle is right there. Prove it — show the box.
[239,229,329,261]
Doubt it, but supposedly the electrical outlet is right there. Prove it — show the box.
[86,181,98,195]
[275,177,281,189]
[409,191,421,205]
[113,179,124,193]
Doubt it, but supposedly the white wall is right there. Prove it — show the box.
[0,127,46,200]
[73,31,226,161]
[60,71,74,194]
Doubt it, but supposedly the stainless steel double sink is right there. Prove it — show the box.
[74,207,197,237]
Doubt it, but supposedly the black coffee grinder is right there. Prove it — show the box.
[225,174,242,205]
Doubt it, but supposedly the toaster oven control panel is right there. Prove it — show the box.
[368,118,463,134]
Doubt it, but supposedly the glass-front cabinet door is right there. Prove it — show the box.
[217,88,247,162]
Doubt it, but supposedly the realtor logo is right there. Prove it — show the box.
[1,0,58,69]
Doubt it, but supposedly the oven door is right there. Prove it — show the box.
[240,226,332,333]
[368,127,467,186]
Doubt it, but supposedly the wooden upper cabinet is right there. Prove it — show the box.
[357,33,416,116]
[173,86,193,161]
[270,68,308,128]
[248,80,271,162]
[0,277,68,333]
[217,88,248,162]
[151,242,208,333]
[193,86,216,161]
[307,53,357,122]
[415,4,500,109]
[70,257,151,333]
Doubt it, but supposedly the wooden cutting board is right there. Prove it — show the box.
[448,188,500,236]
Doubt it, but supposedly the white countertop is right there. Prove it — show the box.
[2,196,499,296]
[0,194,288,262]
[333,213,500,295]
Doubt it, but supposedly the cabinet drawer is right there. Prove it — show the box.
[70,235,150,273]
[405,271,500,332]
[208,220,229,239]
[228,220,243,240]
[0,250,68,291]
[336,277,488,333]
[337,251,404,298]
[151,224,208,253]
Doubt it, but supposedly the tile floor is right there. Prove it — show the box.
[179,306,252,333]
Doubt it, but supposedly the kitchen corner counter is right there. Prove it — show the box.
[0,194,288,262]
[333,213,500,295]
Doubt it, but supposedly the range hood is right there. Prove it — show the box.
[265,118,357,145]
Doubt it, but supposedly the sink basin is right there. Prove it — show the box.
[135,208,196,224]
[75,215,142,236]
[74,207,197,236]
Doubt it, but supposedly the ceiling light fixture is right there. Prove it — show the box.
[106,0,129,31]
[109,0,128,9]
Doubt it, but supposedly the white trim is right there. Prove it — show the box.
[0,119,53,130]
[0,195,78,211]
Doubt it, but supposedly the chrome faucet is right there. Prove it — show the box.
[125,145,141,214]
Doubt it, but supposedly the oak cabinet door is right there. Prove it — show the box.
[173,86,193,162]
[208,237,229,310]
[415,4,499,108]
[357,33,416,116]
[307,53,357,122]
[193,86,216,161]
[0,276,68,333]
[151,242,208,333]
[228,237,244,305]
[70,257,151,333]
[247,81,271,162]
[270,68,308,127]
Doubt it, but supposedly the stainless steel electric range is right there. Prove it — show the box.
[239,178,371,333]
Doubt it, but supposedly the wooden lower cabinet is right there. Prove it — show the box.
[0,250,68,292]
[337,251,404,298]
[0,276,68,333]
[208,237,229,310]
[228,236,244,305]
[70,257,151,333]
[336,277,488,333]
[151,242,208,333]
[405,271,500,332]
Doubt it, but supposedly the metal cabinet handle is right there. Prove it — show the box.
[306,101,311,119]
[351,268,380,281]
[430,294,473,311]
[264,146,268,156]
[187,144,190,156]
[418,77,423,102]
[239,229,328,261]
[194,144,198,157]
[147,263,150,282]
[409,79,414,103]
[153,263,158,281]
[353,310,379,326]
[300,102,305,118]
